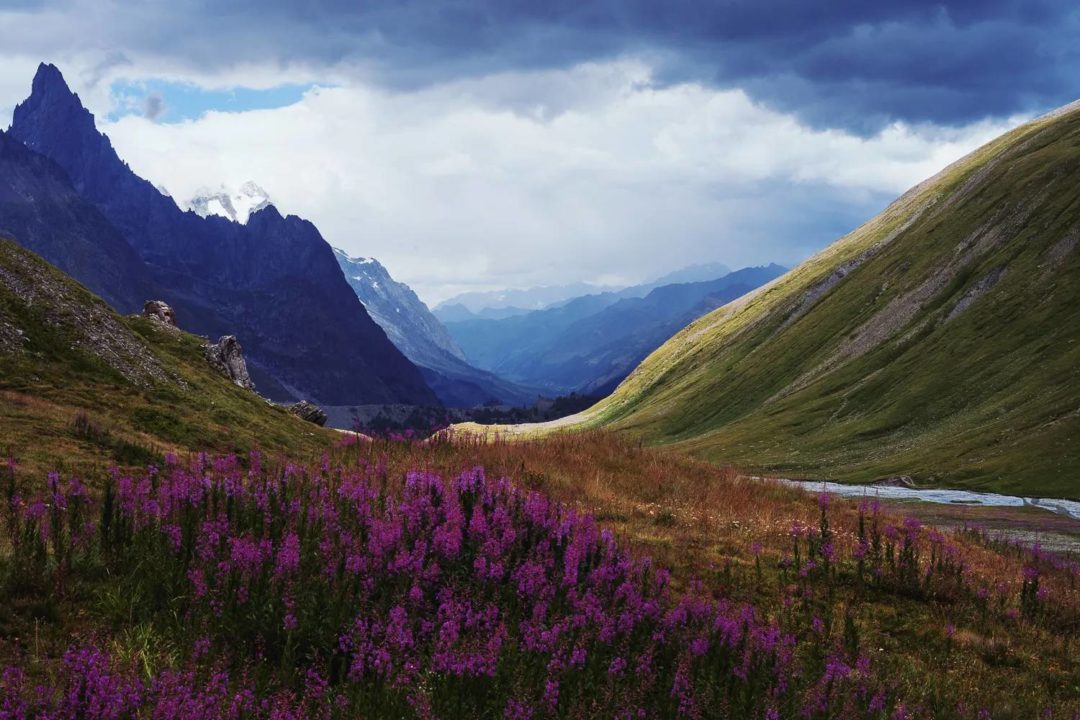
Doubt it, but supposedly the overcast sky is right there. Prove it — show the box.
[1,1,1077,304]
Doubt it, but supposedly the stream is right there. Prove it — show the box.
[775,479,1080,521]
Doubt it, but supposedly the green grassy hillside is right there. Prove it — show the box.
[587,102,1080,499]
[0,237,336,475]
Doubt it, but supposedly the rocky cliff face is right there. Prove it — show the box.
[334,248,540,406]
[334,249,466,365]
[8,64,437,406]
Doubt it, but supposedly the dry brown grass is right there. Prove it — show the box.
[366,430,818,579]
[343,431,1080,609]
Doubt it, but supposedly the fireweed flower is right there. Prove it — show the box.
[3,457,907,718]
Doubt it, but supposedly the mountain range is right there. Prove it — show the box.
[581,100,1080,498]
[435,281,622,317]
[444,264,786,395]
[4,63,436,406]
[433,304,535,323]
[175,177,530,407]
[432,261,733,322]
[3,63,1078,499]
[1,69,1075,720]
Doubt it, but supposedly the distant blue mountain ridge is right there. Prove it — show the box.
[443,264,786,395]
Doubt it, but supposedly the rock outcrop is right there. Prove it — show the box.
[143,300,177,327]
[289,400,328,426]
[204,335,256,391]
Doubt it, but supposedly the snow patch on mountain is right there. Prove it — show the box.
[184,181,271,224]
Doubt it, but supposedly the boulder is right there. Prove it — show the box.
[289,400,328,426]
[143,300,177,327]
[204,335,256,390]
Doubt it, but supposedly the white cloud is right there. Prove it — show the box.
[7,55,1025,305]
[0,54,48,122]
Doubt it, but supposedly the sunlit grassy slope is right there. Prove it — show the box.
[583,102,1080,498]
[0,238,336,475]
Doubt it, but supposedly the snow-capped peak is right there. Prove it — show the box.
[184,181,272,224]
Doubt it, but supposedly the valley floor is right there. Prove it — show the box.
[2,431,1076,718]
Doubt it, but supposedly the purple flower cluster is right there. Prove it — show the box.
[3,455,892,718]
[0,646,338,719]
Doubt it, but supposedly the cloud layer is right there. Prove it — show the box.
[100,62,1019,303]
[0,2,1067,302]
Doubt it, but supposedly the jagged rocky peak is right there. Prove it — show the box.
[23,63,79,113]
[185,181,272,224]
[204,335,256,391]
[143,300,177,328]
[13,63,100,156]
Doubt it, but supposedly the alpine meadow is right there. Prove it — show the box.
[0,3,1078,719]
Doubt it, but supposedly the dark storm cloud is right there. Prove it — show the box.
[8,0,1079,130]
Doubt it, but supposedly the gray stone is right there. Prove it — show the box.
[143,300,177,327]
[204,335,256,390]
[289,400,328,426]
